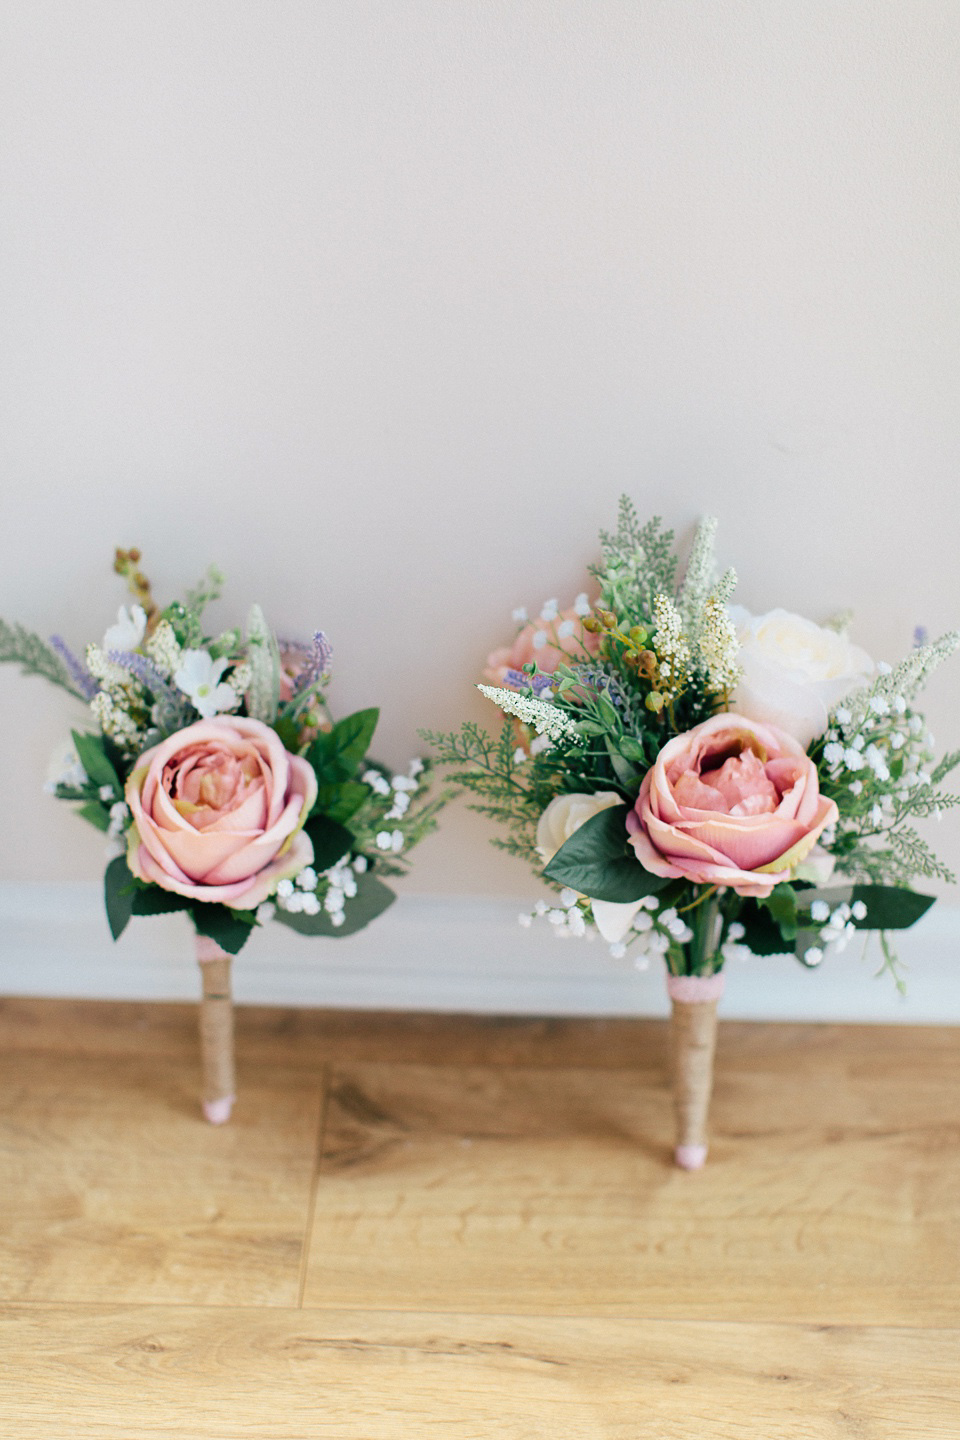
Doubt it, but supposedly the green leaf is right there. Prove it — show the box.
[735,899,793,956]
[307,708,379,783]
[597,693,620,729]
[272,713,303,751]
[808,884,936,931]
[104,856,134,941]
[616,735,648,764]
[574,720,608,738]
[77,800,111,832]
[71,730,122,794]
[543,804,668,904]
[604,738,639,790]
[314,779,369,825]
[190,903,255,956]
[333,707,379,769]
[756,884,799,942]
[275,873,395,939]
[303,814,354,871]
[130,888,193,917]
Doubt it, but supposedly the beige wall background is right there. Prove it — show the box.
[1,1,958,903]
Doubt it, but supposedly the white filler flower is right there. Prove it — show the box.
[174,650,238,718]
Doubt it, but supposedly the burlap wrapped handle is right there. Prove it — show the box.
[667,972,725,1169]
[197,935,236,1124]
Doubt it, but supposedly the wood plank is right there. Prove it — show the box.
[0,995,673,1069]
[1,1304,957,1440]
[303,1056,960,1325]
[3,994,958,1073]
[0,1051,322,1306]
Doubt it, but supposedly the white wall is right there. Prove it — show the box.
[2,2,959,922]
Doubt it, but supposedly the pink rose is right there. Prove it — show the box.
[627,714,838,898]
[483,607,599,687]
[125,716,318,908]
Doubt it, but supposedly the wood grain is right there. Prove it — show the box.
[0,1050,322,1305]
[303,1055,960,1324]
[2,1304,958,1440]
[3,999,960,1437]
[3,991,957,1070]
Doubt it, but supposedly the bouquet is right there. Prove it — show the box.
[428,500,959,1167]
[2,548,446,1121]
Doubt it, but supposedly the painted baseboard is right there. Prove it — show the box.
[0,882,958,1023]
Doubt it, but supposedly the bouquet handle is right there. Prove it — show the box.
[667,972,725,1169]
[196,935,236,1124]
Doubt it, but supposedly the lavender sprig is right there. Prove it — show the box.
[292,630,334,694]
[108,649,176,699]
[49,635,99,700]
[503,668,555,696]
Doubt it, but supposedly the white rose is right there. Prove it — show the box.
[535,791,623,865]
[537,791,645,944]
[730,607,874,749]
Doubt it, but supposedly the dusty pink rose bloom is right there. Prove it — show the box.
[627,713,838,898]
[483,608,599,687]
[125,716,317,908]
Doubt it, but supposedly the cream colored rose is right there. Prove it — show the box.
[730,607,874,749]
[535,791,623,865]
[536,791,649,945]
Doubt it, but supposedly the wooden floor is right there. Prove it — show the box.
[1,999,958,1438]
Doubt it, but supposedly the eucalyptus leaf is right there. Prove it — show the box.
[604,738,639,789]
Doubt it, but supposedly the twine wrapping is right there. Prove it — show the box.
[667,971,725,1170]
[197,934,236,1124]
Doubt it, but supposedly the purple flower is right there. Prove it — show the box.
[292,630,333,694]
[913,625,929,649]
[108,649,176,699]
[49,635,98,699]
[503,668,554,695]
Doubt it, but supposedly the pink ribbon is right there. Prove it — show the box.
[666,971,726,1003]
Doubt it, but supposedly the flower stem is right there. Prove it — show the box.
[689,892,723,975]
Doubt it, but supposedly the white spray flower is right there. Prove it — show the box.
[103,604,147,652]
[174,650,237,717]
